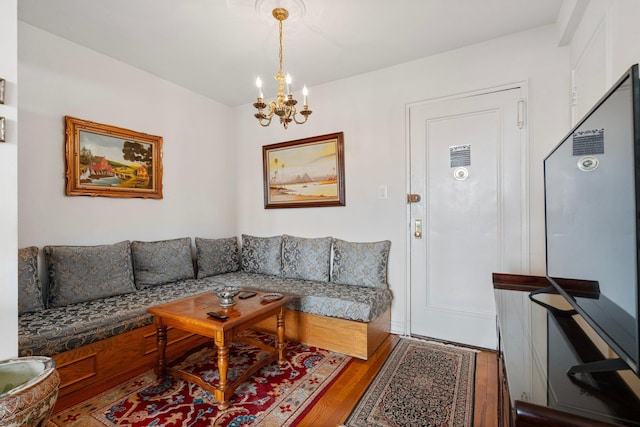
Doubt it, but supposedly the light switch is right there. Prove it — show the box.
[378,185,388,199]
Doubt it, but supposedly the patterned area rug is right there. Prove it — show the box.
[48,330,351,426]
[344,337,476,427]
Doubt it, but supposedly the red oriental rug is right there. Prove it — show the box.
[48,330,351,426]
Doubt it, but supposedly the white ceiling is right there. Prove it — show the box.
[17,0,562,107]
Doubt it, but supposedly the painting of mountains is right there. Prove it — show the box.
[263,132,345,208]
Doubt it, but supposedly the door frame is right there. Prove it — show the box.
[404,82,531,337]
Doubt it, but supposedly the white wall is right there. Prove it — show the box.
[0,0,19,360]
[234,25,570,334]
[18,23,237,251]
[570,0,640,119]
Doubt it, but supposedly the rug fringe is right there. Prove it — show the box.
[399,334,481,353]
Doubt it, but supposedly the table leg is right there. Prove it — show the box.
[277,307,286,364]
[216,344,230,409]
[155,322,168,381]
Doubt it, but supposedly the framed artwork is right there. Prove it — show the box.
[64,116,163,199]
[262,132,345,208]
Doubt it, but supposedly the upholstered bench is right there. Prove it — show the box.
[17,234,392,411]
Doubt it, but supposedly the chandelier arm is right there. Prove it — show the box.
[293,111,310,124]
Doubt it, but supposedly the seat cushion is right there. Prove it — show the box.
[18,277,226,357]
[195,236,239,278]
[43,241,136,308]
[213,271,392,322]
[331,239,391,289]
[281,235,332,282]
[18,246,44,314]
[131,237,195,288]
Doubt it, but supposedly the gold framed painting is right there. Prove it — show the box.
[263,132,345,208]
[64,116,163,199]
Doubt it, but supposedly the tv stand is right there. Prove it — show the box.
[567,358,630,376]
[493,273,640,426]
[528,286,578,317]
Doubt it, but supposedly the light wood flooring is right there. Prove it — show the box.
[297,333,499,426]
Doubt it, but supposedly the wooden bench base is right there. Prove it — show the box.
[50,309,390,413]
[254,308,391,360]
[52,324,208,412]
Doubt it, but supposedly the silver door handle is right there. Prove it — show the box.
[414,219,422,238]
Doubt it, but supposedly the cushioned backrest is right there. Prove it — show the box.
[44,241,136,307]
[241,234,282,276]
[18,246,44,313]
[195,236,239,278]
[131,237,195,288]
[281,235,332,282]
[331,239,391,289]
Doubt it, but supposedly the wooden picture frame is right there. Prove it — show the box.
[263,132,345,208]
[64,116,163,199]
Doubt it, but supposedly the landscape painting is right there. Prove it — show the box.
[65,116,163,199]
[263,132,345,208]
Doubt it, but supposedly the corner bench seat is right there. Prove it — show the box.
[18,234,392,411]
[19,272,391,358]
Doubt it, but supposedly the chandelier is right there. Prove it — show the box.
[253,8,312,129]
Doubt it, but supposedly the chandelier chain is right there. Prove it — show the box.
[278,19,283,73]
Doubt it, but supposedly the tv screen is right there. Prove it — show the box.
[544,64,640,375]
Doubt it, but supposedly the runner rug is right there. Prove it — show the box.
[48,330,351,426]
[343,337,476,427]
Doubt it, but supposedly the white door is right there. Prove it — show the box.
[409,88,526,349]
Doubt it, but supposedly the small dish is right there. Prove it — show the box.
[260,293,283,302]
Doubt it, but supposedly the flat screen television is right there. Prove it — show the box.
[544,64,640,376]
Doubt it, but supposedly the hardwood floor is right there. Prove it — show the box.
[297,333,499,427]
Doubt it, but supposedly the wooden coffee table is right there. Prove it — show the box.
[147,291,291,409]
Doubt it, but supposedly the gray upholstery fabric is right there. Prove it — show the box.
[195,237,239,278]
[281,235,332,282]
[18,246,44,313]
[131,237,195,288]
[331,239,391,289]
[214,271,391,322]
[44,241,136,308]
[241,234,282,276]
[18,277,227,357]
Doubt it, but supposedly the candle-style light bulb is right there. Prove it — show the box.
[286,73,292,95]
[256,76,263,99]
[302,85,308,106]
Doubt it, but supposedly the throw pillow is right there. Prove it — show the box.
[282,235,332,282]
[241,234,282,276]
[131,237,195,288]
[331,239,391,289]
[44,240,136,307]
[195,236,240,278]
[18,246,44,313]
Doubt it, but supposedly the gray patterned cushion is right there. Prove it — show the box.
[18,246,44,313]
[241,235,282,276]
[131,238,195,288]
[282,235,332,282]
[44,241,136,308]
[331,239,391,289]
[18,277,227,357]
[214,271,392,322]
[195,237,240,278]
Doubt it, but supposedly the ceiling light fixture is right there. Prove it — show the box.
[253,8,311,129]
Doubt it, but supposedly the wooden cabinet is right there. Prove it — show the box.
[493,273,640,426]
